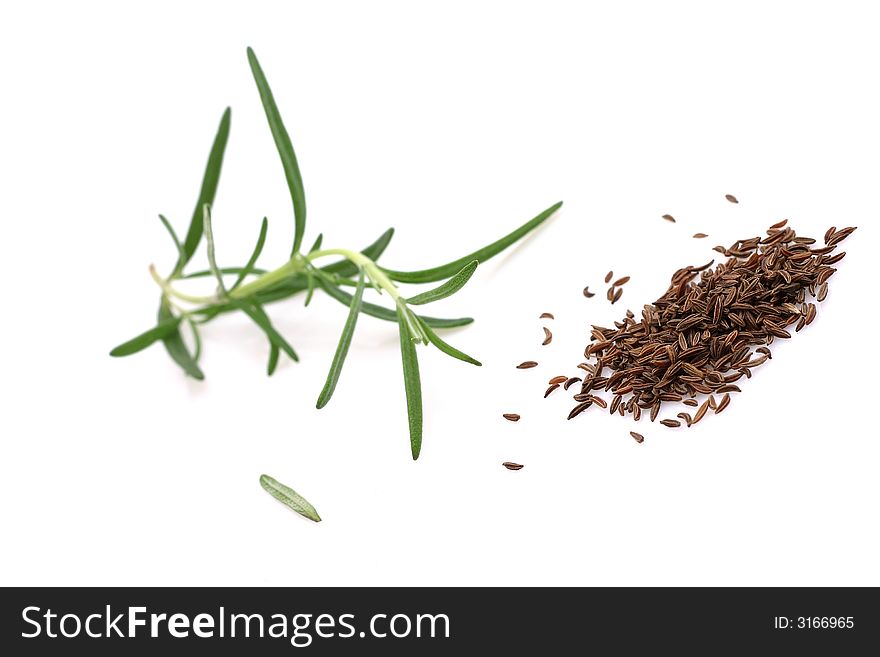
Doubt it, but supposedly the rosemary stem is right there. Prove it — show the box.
[308,248,400,299]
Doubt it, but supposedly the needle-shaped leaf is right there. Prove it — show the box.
[308,233,323,253]
[202,204,227,296]
[382,201,562,283]
[247,47,306,255]
[175,107,231,276]
[110,316,182,357]
[235,300,299,362]
[304,273,316,306]
[231,217,269,291]
[416,316,482,366]
[158,214,185,265]
[157,300,204,379]
[182,266,268,280]
[406,260,478,305]
[396,305,424,459]
[260,474,321,522]
[316,271,365,408]
[317,280,473,328]
[267,344,280,376]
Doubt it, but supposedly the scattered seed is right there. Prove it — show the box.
[693,400,710,424]
[693,233,708,239]
[590,396,608,409]
[662,214,676,223]
[677,412,693,427]
[613,276,631,286]
[502,462,524,471]
[725,194,738,204]
[769,219,788,229]
[516,361,538,369]
[605,271,614,283]
[542,327,553,346]
[548,375,568,385]
[660,419,681,428]
[567,401,592,419]
[716,393,731,414]
[583,286,595,298]
[544,383,560,398]
[630,431,645,443]
[683,399,699,407]
[502,413,521,422]
[817,282,828,302]
[540,312,555,319]
[612,288,623,304]
[563,377,582,390]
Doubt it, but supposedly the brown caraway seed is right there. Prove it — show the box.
[502,413,521,422]
[662,214,676,223]
[583,286,595,298]
[769,219,788,229]
[605,271,614,283]
[548,375,568,385]
[611,288,623,304]
[660,419,681,428]
[613,276,631,286]
[542,327,553,346]
[540,312,555,320]
[516,361,538,369]
[563,377,582,390]
[693,233,708,239]
[557,223,853,426]
[630,431,645,443]
[725,194,738,204]
[693,400,710,424]
[502,462,524,471]
[544,383,560,398]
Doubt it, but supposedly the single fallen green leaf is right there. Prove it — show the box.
[416,316,481,366]
[231,217,269,291]
[157,300,204,379]
[176,107,231,276]
[247,47,306,255]
[235,300,299,362]
[316,270,365,408]
[110,316,181,357]
[396,305,423,459]
[259,474,321,522]
[406,260,478,305]
[382,201,562,283]
[318,280,473,328]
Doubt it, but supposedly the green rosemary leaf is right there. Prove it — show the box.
[267,344,280,376]
[308,233,324,253]
[236,300,299,362]
[416,316,481,366]
[396,305,424,459]
[259,474,321,522]
[316,271,365,408]
[406,260,478,305]
[304,273,316,306]
[247,47,306,255]
[318,280,474,328]
[382,201,562,283]
[158,214,185,265]
[109,316,182,357]
[176,107,231,276]
[157,301,205,379]
[231,217,269,291]
[202,204,228,296]
[185,316,202,362]
[182,266,268,280]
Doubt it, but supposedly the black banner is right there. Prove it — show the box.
[1,587,876,654]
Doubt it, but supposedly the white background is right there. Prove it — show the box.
[1,1,877,586]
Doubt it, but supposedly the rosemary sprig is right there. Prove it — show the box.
[111,47,562,459]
